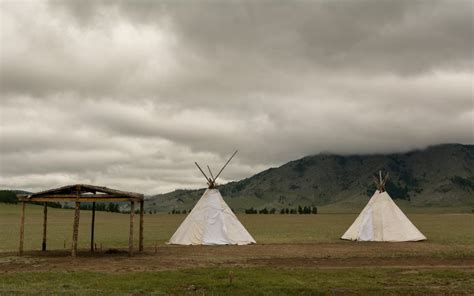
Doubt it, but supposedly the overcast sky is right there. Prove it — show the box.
[0,0,473,194]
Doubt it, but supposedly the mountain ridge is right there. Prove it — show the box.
[146,143,474,213]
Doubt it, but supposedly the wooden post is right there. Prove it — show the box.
[139,200,144,252]
[42,202,48,251]
[90,202,96,252]
[71,185,81,257]
[19,201,25,256]
[129,201,135,256]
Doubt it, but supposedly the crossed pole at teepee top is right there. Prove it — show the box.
[195,150,238,189]
[373,170,389,193]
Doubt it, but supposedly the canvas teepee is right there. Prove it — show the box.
[169,151,256,245]
[341,171,426,242]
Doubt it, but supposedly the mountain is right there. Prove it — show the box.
[146,144,474,213]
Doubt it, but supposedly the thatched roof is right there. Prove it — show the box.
[17,184,143,202]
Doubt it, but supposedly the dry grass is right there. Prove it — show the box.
[1,203,474,295]
[1,204,474,252]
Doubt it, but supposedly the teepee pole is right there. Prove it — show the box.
[214,150,238,182]
[207,165,215,180]
[195,162,210,182]
[373,176,380,189]
[383,172,389,185]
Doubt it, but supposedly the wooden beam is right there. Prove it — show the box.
[29,194,138,199]
[18,197,141,203]
[129,201,135,256]
[78,184,144,199]
[90,202,96,252]
[19,201,25,256]
[139,200,144,252]
[42,203,47,251]
[28,184,143,199]
[18,193,143,200]
[71,185,81,257]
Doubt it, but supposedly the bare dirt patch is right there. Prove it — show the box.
[1,242,473,273]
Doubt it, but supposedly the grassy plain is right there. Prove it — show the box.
[1,268,473,295]
[1,203,473,251]
[1,203,473,295]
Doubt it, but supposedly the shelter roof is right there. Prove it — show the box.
[17,184,143,202]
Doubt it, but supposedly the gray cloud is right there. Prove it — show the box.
[0,0,472,194]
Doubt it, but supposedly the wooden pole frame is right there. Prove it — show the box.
[19,201,25,256]
[139,200,144,252]
[42,202,48,251]
[129,201,135,256]
[128,201,135,256]
[16,184,144,257]
[90,201,96,252]
[71,185,81,257]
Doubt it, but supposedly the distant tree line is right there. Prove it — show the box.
[245,208,276,214]
[245,205,317,214]
[167,208,239,214]
[79,203,120,213]
[0,191,125,213]
[169,209,189,214]
[39,202,62,208]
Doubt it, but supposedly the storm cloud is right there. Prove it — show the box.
[1,0,473,194]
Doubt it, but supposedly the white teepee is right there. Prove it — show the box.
[341,172,426,242]
[168,151,256,245]
[169,189,256,245]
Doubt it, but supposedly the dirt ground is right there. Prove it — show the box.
[1,242,473,273]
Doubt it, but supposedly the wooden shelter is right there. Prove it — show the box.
[17,184,144,257]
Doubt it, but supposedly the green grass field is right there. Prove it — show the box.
[1,203,474,295]
[1,267,473,295]
[1,203,473,251]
